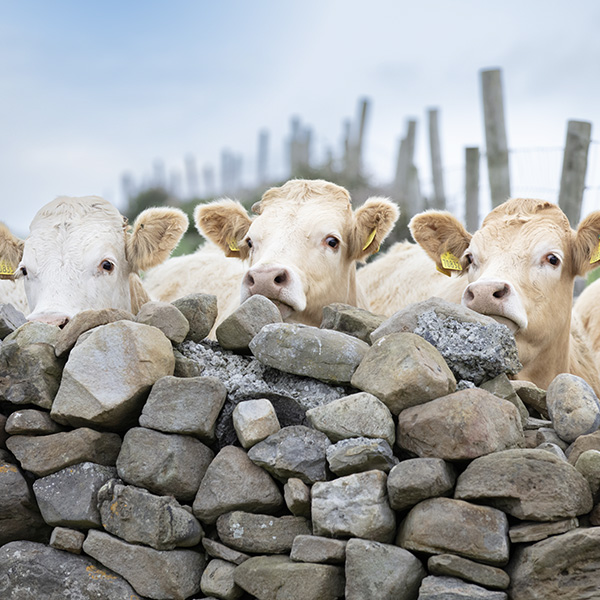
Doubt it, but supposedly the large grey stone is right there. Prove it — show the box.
[326,437,396,476]
[172,293,218,342]
[51,321,175,429]
[417,576,508,600]
[454,448,593,521]
[0,303,26,339]
[250,322,369,384]
[135,300,190,343]
[290,535,347,564]
[321,302,385,343]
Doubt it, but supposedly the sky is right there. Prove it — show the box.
[1,0,600,236]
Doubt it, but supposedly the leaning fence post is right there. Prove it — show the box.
[465,147,480,232]
[428,108,446,210]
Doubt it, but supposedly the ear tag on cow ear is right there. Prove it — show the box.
[0,260,15,280]
[228,239,240,252]
[362,228,378,251]
[590,237,600,264]
[440,251,463,272]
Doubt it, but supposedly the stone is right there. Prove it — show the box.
[202,537,250,566]
[284,477,311,518]
[546,373,600,442]
[248,425,331,484]
[566,429,600,464]
[0,413,6,449]
[350,332,456,414]
[233,555,345,600]
[326,437,396,476]
[54,308,134,357]
[6,428,121,477]
[136,300,190,343]
[4,320,60,346]
[345,538,425,600]
[5,408,62,435]
[139,375,227,443]
[0,462,50,545]
[397,389,524,460]
[216,511,311,554]
[320,302,385,343]
[454,448,593,521]
[0,540,140,599]
[83,529,205,600]
[116,427,213,503]
[193,445,283,524]
[508,518,579,544]
[216,294,282,351]
[290,535,347,564]
[306,391,395,446]
[508,527,600,600]
[172,292,218,342]
[417,576,508,600]
[574,449,600,500]
[535,427,569,451]
[387,458,456,512]
[49,527,86,554]
[428,554,510,591]
[249,322,369,384]
[0,303,26,339]
[51,321,175,429]
[397,498,509,566]
[480,373,529,424]
[201,559,244,600]
[512,379,548,417]
[312,470,396,543]
[536,442,567,460]
[232,398,281,448]
[98,480,203,550]
[32,462,117,528]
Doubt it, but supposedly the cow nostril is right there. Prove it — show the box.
[245,273,255,287]
[493,284,510,299]
[464,288,475,303]
[274,272,287,285]
[59,318,70,329]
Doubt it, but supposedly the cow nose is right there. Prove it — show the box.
[28,313,70,328]
[243,265,291,298]
[463,280,512,313]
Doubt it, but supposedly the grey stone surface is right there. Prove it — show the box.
[535,427,569,451]
[574,449,600,500]
[566,429,600,464]
[512,379,547,417]
[509,518,579,544]
[290,534,347,564]
[0,303,26,339]
[172,292,218,342]
[326,436,396,476]
[284,477,311,518]
[4,320,60,346]
[49,527,86,554]
[481,373,529,424]
[202,537,250,566]
[321,302,385,343]
[428,554,510,591]
[5,408,62,435]
[232,398,281,448]
[201,558,244,600]
[417,576,508,600]
[250,322,369,384]
[136,300,190,343]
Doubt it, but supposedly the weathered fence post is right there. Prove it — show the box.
[465,147,480,232]
[558,120,592,226]
[257,129,269,186]
[393,119,417,214]
[428,108,446,210]
[480,68,511,207]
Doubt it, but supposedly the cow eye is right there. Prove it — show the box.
[19,266,28,277]
[246,238,253,249]
[465,253,473,265]
[546,254,560,267]
[100,260,115,273]
[325,236,340,250]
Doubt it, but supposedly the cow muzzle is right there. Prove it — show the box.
[27,311,71,328]
[462,279,528,333]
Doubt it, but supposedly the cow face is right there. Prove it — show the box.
[0,196,188,326]
[410,198,600,385]
[195,179,399,326]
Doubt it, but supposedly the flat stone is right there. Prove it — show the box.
[481,373,529,424]
[284,477,311,518]
[428,554,510,590]
[232,398,281,449]
[136,300,190,343]
[417,576,508,600]
[202,537,250,566]
[201,558,244,600]
[321,302,385,343]
[326,437,396,476]
[508,518,579,544]
[5,408,62,435]
[290,535,347,564]
[512,380,548,417]
[536,427,568,451]
[0,303,26,339]
[49,527,86,554]
[172,293,218,342]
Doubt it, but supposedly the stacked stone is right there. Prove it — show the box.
[0,296,600,599]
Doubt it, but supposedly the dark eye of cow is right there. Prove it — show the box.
[20,266,28,277]
[100,260,115,273]
[246,238,253,249]
[546,254,560,267]
[325,236,340,249]
[465,253,473,265]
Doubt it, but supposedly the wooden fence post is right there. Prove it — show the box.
[393,119,417,213]
[257,129,269,186]
[558,120,592,226]
[428,108,446,210]
[480,68,511,207]
[465,147,480,232]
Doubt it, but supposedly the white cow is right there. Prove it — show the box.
[0,196,188,326]
[145,179,399,327]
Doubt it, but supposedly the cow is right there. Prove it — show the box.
[144,179,399,328]
[402,197,600,393]
[0,196,188,326]
[573,277,600,360]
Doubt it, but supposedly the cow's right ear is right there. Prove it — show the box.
[572,210,600,276]
[409,211,472,275]
[349,197,399,261]
[0,223,25,274]
[194,199,253,258]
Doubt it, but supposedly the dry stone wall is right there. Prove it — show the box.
[1,296,600,599]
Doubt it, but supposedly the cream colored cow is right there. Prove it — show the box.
[0,196,188,326]
[145,179,399,327]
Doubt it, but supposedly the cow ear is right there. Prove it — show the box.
[572,210,600,275]
[409,211,472,275]
[194,199,253,258]
[127,207,189,272]
[350,197,399,260]
[0,223,25,273]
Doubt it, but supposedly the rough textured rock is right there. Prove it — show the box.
[248,425,331,483]
[98,480,203,550]
[116,427,213,502]
[233,555,345,600]
[290,534,347,564]
[284,477,311,518]
[0,540,140,599]
[546,373,600,442]
[172,293,218,342]
[0,303,26,339]
[203,537,250,566]
[232,398,281,448]
[83,529,205,600]
[397,498,509,566]
[574,449,600,500]
[201,558,244,600]
[306,391,395,446]
[312,470,396,542]
[320,302,385,343]
[135,300,190,343]
[417,575,508,600]
[6,428,122,477]
[51,321,175,429]
[454,449,593,521]
[512,379,548,417]
[350,332,456,414]
[5,408,62,435]
[344,538,425,600]
[480,373,529,424]
[428,554,510,590]
[193,445,283,524]
[397,388,524,460]
[536,427,569,451]
[139,375,227,443]
[249,322,369,384]
[508,518,579,544]
[566,429,600,464]
[49,527,86,554]
[4,320,60,346]
[326,437,396,476]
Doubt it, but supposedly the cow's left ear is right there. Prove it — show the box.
[572,210,600,275]
[0,223,25,273]
[349,197,399,260]
[126,207,189,272]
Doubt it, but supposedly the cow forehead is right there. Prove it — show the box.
[30,196,124,231]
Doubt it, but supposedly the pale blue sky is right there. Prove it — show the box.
[2,0,600,235]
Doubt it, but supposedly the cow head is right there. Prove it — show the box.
[410,198,600,387]
[195,179,399,326]
[0,196,188,326]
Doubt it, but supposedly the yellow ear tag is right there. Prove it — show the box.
[228,239,240,252]
[590,238,600,264]
[0,260,15,280]
[362,228,377,251]
[440,251,463,272]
